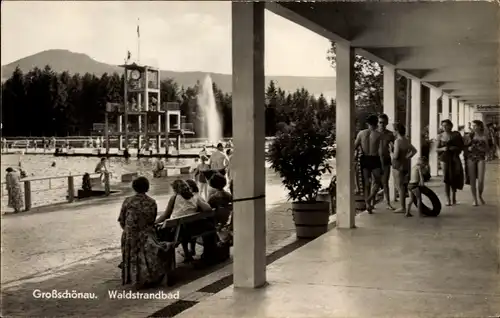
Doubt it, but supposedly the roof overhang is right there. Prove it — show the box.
[267,1,500,105]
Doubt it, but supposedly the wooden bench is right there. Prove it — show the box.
[159,206,233,278]
[160,211,216,272]
[89,176,102,188]
[121,172,138,182]
[162,166,191,176]
[153,170,169,178]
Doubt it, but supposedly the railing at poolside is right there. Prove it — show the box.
[2,136,276,147]
[1,172,111,212]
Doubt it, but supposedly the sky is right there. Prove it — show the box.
[1,1,334,77]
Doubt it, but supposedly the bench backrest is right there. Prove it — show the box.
[162,210,215,229]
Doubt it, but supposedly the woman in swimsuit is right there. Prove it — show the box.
[464,120,489,206]
[436,119,464,206]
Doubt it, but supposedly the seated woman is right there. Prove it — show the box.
[184,179,205,257]
[208,173,233,246]
[207,173,233,227]
[156,180,217,263]
[118,177,173,289]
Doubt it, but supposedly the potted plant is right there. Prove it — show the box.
[268,104,335,239]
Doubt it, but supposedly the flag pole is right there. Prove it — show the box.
[137,18,140,64]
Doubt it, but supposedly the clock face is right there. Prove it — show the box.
[130,70,141,80]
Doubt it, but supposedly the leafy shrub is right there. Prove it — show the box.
[267,103,335,202]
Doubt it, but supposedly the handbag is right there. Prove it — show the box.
[156,195,177,242]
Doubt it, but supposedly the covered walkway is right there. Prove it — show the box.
[230,0,499,288]
[177,161,500,317]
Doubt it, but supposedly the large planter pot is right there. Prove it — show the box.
[292,201,330,239]
[316,192,335,215]
[354,194,366,211]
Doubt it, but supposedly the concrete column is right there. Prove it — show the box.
[117,115,123,150]
[441,94,450,121]
[335,42,356,229]
[451,98,459,127]
[405,78,412,142]
[469,105,476,123]
[231,1,266,289]
[157,115,161,153]
[383,65,397,203]
[104,113,110,154]
[464,105,471,132]
[428,88,440,177]
[411,79,422,167]
[458,101,465,128]
[144,71,149,112]
[138,116,142,149]
[464,104,470,132]
[166,112,171,133]
[164,112,169,155]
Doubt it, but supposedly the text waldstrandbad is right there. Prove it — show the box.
[108,290,180,300]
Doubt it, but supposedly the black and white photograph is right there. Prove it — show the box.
[1,1,499,317]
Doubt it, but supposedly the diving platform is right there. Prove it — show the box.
[102,62,194,155]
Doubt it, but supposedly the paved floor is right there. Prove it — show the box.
[0,179,305,317]
[177,162,500,318]
[1,180,294,286]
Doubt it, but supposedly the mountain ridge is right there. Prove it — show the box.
[1,49,336,98]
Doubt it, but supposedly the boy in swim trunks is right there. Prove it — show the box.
[354,114,383,213]
[406,157,427,217]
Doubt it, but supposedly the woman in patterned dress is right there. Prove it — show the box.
[119,177,173,289]
[464,120,490,206]
[436,119,465,206]
[5,167,24,213]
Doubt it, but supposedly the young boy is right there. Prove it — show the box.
[192,155,209,200]
[406,157,427,217]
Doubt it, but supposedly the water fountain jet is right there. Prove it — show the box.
[197,75,222,146]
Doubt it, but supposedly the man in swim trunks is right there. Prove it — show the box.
[377,113,396,210]
[354,114,383,213]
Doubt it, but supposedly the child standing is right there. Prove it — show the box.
[406,157,427,217]
[193,155,210,200]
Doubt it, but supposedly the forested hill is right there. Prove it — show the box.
[1,49,336,98]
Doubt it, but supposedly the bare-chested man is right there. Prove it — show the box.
[377,114,396,210]
[354,114,383,213]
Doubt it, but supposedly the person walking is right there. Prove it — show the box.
[208,143,229,198]
[464,120,489,206]
[354,115,383,213]
[436,119,465,206]
[193,155,210,200]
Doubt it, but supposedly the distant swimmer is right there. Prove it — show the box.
[153,158,165,178]
[51,161,56,167]
[199,146,208,158]
[123,148,131,159]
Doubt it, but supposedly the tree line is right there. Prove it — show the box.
[0,65,337,138]
[1,44,410,138]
